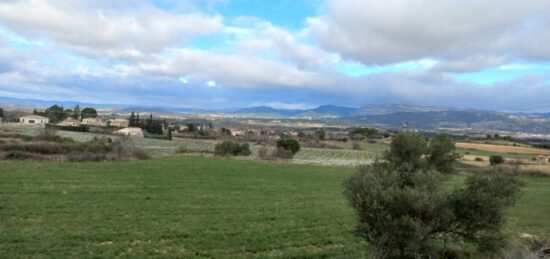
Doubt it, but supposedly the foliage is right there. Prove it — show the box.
[351,127,381,139]
[344,131,523,257]
[221,127,232,136]
[72,104,81,119]
[186,123,198,132]
[276,137,300,155]
[490,155,505,165]
[0,107,4,118]
[352,142,362,150]
[214,141,251,156]
[428,134,457,173]
[141,114,164,135]
[318,129,326,140]
[132,149,150,160]
[128,112,138,127]
[272,147,294,159]
[384,131,427,172]
[34,104,68,123]
[81,107,98,119]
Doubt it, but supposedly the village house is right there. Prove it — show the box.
[57,118,81,127]
[116,127,144,138]
[20,115,49,126]
[81,118,107,127]
[535,154,550,163]
[109,118,129,128]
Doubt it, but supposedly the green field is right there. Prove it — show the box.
[1,156,549,258]
[456,147,537,160]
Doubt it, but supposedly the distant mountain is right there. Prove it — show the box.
[235,106,303,116]
[338,110,550,134]
[235,105,358,117]
[356,103,451,115]
[112,107,196,114]
[306,105,358,117]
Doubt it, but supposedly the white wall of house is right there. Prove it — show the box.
[20,117,49,125]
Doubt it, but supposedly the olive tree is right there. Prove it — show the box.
[344,132,523,258]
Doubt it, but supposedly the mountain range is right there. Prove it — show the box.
[2,96,550,134]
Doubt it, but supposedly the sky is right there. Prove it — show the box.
[0,0,550,111]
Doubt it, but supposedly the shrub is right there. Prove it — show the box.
[109,137,135,159]
[352,142,362,150]
[428,134,457,173]
[67,152,106,162]
[490,155,505,165]
[385,131,427,172]
[475,157,484,161]
[276,138,300,155]
[4,151,35,160]
[344,131,523,257]
[132,149,150,160]
[257,146,270,159]
[272,147,293,159]
[214,141,251,156]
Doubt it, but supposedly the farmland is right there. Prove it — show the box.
[1,156,549,258]
[456,142,549,155]
[0,124,387,166]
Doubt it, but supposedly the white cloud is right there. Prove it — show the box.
[0,0,223,58]
[307,0,550,70]
[206,80,217,87]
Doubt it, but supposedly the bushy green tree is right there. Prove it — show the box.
[428,134,457,173]
[214,141,251,156]
[0,107,4,118]
[318,129,326,140]
[81,107,97,119]
[128,112,137,127]
[72,104,81,119]
[385,131,427,172]
[276,137,300,155]
[490,155,505,165]
[44,105,66,123]
[344,131,523,258]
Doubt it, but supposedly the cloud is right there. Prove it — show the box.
[307,0,550,70]
[136,48,333,90]
[0,0,223,58]
[227,20,334,69]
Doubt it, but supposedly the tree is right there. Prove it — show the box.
[129,112,137,127]
[344,131,523,257]
[81,107,97,119]
[221,127,232,136]
[318,129,326,140]
[276,138,300,155]
[0,108,4,118]
[214,141,251,156]
[385,131,427,172]
[428,134,457,173]
[490,155,505,165]
[72,104,81,120]
[44,105,66,123]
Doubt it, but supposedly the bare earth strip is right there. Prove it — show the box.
[456,142,550,155]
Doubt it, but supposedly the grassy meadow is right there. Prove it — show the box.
[1,156,549,258]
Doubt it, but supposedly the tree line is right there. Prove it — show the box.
[32,105,97,123]
[128,112,164,135]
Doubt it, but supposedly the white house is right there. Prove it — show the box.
[82,118,107,127]
[116,127,144,138]
[109,118,129,128]
[20,115,49,126]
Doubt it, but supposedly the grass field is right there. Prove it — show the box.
[456,148,537,160]
[456,142,549,155]
[1,156,549,258]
